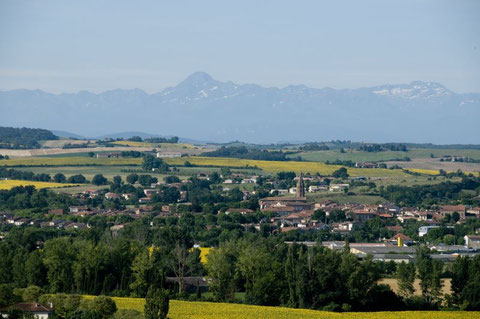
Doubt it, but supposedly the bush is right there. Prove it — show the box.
[144,287,169,319]
[22,285,43,302]
[81,296,117,319]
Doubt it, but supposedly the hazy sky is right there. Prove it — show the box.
[0,0,479,93]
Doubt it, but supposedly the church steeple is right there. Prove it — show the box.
[296,173,305,198]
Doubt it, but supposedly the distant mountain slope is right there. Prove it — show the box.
[51,130,85,139]
[1,72,479,143]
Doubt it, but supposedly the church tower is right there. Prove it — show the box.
[296,173,305,198]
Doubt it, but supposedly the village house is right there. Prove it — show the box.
[104,192,119,200]
[96,152,121,158]
[352,211,377,222]
[329,184,349,192]
[48,208,64,216]
[308,185,328,193]
[440,205,466,219]
[122,193,134,200]
[467,207,480,218]
[225,208,254,215]
[388,233,414,246]
[138,197,152,204]
[0,303,53,319]
[156,152,182,158]
[83,189,100,197]
[269,189,289,195]
[331,221,355,234]
[464,235,480,249]
[69,206,88,213]
[144,189,158,196]
[355,162,378,168]
[65,222,88,230]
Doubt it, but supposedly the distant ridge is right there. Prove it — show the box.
[52,130,85,139]
[1,72,479,144]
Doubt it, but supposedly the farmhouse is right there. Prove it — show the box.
[308,185,328,193]
[156,152,182,158]
[69,206,88,213]
[225,208,254,215]
[96,152,121,158]
[439,205,466,219]
[355,162,378,168]
[0,303,53,319]
[329,184,349,192]
[48,209,64,216]
[464,235,480,249]
[104,192,119,200]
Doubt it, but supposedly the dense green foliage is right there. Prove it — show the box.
[380,176,480,206]
[203,146,290,161]
[0,127,57,149]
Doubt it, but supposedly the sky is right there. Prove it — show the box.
[0,0,479,94]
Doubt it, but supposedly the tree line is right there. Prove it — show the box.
[0,127,57,149]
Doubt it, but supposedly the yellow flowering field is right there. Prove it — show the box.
[92,296,479,319]
[408,168,443,175]
[164,156,411,177]
[0,156,142,167]
[0,179,78,190]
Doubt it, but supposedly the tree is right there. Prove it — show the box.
[126,174,138,185]
[22,285,43,302]
[113,176,122,187]
[144,287,169,319]
[0,284,19,308]
[397,262,415,298]
[164,176,180,184]
[42,238,76,293]
[416,245,443,305]
[54,173,66,183]
[205,242,238,302]
[142,155,168,172]
[332,167,349,179]
[169,243,190,294]
[68,174,87,183]
[92,174,108,186]
[138,175,157,187]
[83,296,117,319]
[452,211,460,223]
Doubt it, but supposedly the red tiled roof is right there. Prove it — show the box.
[0,303,52,313]
[390,233,413,241]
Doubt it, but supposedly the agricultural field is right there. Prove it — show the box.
[0,146,154,157]
[112,140,203,150]
[0,179,78,190]
[40,139,96,148]
[293,148,480,163]
[87,296,479,319]
[386,158,480,174]
[380,278,452,297]
[0,156,142,167]
[13,166,154,181]
[164,156,425,177]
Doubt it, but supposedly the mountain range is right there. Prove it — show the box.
[1,72,479,144]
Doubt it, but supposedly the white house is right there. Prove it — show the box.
[464,235,480,249]
[0,303,52,319]
[156,152,182,158]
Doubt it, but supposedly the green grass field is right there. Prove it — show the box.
[0,156,142,167]
[293,148,480,163]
